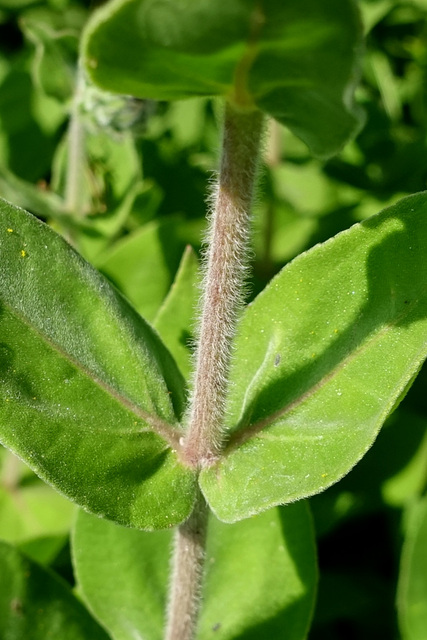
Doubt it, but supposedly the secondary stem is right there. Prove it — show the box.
[182,102,264,468]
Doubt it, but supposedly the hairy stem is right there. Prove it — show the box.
[182,102,264,468]
[165,489,209,640]
[165,103,263,640]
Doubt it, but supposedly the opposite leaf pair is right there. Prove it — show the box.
[1,192,427,530]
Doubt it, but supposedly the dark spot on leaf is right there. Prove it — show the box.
[212,623,221,631]
[274,353,281,366]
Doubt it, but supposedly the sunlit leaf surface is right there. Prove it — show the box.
[200,193,427,521]
[0,199,196,530]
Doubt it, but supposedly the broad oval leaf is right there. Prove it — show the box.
[0,540,111,640]
[0,199,196,530]
[73,501,317,640]
[200,192,427,522]
[398,497,427,640]
[82,0,364,158]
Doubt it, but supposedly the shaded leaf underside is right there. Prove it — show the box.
[83,0,364,157]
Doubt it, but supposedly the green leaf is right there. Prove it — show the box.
[0,199,196,530]
[0,449,74,544]
[82,0,364,158]
[97,217,187,321]
[0,64,58,182]
[199,501,317,640]
[0,539,111,640]
[166,99,209,149]
[51,125,144,262]
[21,6,85,101]
[18,534,68,566]
[73,511,170,640]
[309,408,427,537]
[73,501,317,640]
[200,192,427,522]
[398,497,427,640]
[154,245,199,379]
[0,165,65,221]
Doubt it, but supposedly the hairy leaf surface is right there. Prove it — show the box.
[0,199,196,530]
[200,193,427,521]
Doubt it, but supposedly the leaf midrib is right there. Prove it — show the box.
[225,296,425,454]
[1,297,181,449]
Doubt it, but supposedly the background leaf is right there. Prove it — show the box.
[0,539,111,640]
[21,5,84,101]
[398,496,427,640]
[0,199,195,530]
[97,216,187,321]
[73,501,316,640]
[154,245,199,379]
[200,192,427,522]
[82,0,364,158]
[0,447,74,544]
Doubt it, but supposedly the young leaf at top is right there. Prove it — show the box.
[82,0,364,158]
[200,193,427,522]
[0,199,196,530]
[0,539,111,640]
[73,501,316,640]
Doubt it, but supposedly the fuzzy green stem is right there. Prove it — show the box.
[182,102,264,468]
[165,103,263,640]
[165,489,209,640]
